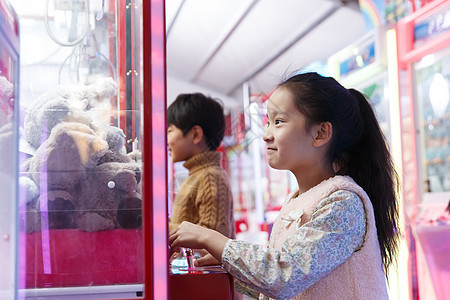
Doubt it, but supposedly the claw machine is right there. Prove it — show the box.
[328,28,397,148]
[397,0,450,299]
[5,0,168,298]
[0,0,19,298]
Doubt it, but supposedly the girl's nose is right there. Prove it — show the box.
[262,126,272,142]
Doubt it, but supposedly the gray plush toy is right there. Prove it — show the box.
[19,77,142,233]
[22,77,117,153]
[22,122,142,232]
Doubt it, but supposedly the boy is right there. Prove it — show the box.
[167,93,235,238]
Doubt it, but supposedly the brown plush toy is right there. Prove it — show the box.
[19,77,142,233]
[22,122,142,232]
[77,157,142,231]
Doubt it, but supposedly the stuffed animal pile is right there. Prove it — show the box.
[0,75,13,105]
[19,77,142,233]
[0,76,15,224]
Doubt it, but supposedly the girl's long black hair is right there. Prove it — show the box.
[281,72,400,276]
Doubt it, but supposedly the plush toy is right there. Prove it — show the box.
[22,122,142,232]
[0,76,13,104]
[0,123,16,227]
[19,77,142,233]
[22,77,118,153]
[0,76,14,177]
[0,78,16,221]
[77,153,142,231]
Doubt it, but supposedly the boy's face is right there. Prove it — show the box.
[167,124,195,163]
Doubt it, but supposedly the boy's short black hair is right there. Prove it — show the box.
[168,93,225,151]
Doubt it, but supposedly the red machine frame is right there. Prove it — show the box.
[141,0,168,298]
[396,0,450,225]
[108,0,169,298]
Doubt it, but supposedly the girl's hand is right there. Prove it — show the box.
[194,252,221,267]
[169,250,183,263]
[169,221,208,253]
[169,221,231,263]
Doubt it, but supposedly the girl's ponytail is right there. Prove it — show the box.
[344,88,400,275]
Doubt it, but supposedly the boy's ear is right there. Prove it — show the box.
[190,125,205,144]
[313,122,332,147]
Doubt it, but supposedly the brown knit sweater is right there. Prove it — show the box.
[169,151,235,238]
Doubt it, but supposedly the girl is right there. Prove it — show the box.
[169,72,400,299]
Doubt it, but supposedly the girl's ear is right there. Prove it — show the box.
[313,122,332,147]
[190,125,205,145]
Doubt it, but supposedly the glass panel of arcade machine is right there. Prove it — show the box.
[0,0,19,296]
[360,73,391,147]
[12,0,144,298]
[413,47,450,300]
[414,48,450,196]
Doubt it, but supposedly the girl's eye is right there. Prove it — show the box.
[274,119,282,125]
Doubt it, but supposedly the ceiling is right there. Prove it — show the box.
[165,0,367,107]
[7,0,368,109]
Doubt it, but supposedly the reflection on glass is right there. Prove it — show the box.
[224,98,292,244]
[415,51,450,193]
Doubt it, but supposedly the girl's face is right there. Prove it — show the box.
[263,86,318,173]
[167,125,195,163]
